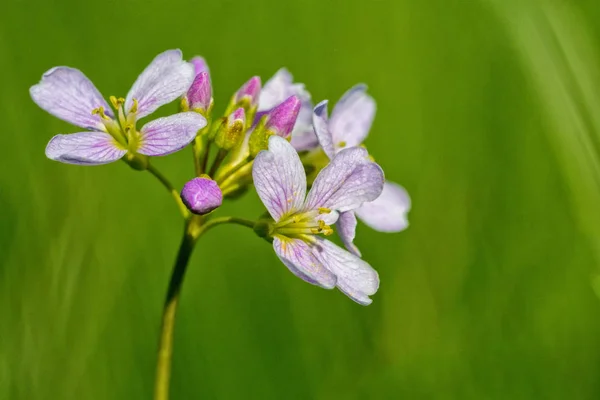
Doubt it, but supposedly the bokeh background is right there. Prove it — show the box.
[3,0,600,398]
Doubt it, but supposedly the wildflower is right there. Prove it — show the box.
[313,85,411,256]
[252,136,384,305]
[258,68,317,151]
[30,49,206,166]
[180,177,223,215]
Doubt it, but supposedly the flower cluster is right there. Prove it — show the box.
[31,49,411,305]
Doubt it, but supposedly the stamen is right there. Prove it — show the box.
[338,141,347,148]
[109,96,125,110]
[129,98,138,114]
[91,106,110,120]
[318,207,331,214]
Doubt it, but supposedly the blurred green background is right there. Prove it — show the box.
[3,0,600,398]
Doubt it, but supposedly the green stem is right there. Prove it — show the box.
[147,164,190,219]
[153,215,256,400]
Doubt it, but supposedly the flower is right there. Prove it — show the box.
[258,68,317,151]
[30,49,206,166]
[181,177,223,215]
[313,85,411,256]
[252,135,384,305]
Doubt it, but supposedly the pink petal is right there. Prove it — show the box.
[329,84,376,150]
[252,136,307,221]
[355,181,411,232]
[273,237,336,289]
[45,132,126,165]
[30,67,112,130]
[312,100,335,159]
[126,49,195,119]
[305,146,384,213]
[312,237,379,305]
[336,211,361,257]
[137,112,207,156]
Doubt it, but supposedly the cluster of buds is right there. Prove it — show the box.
[178,59,305,216]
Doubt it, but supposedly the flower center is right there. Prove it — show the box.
[91,96,140,151]
[273,208,334,241]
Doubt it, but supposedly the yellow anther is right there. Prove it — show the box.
[338,141,347,148]
[129,98,138,114]
[318,207,331,214]
[91,106,110,120]
[109,96,125,110]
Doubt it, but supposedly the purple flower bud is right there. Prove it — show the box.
[186,72,212,112]
[235,76,261,107]
[265,95,301,138]
[180,177,223,215]
[190,56,209,76]
[229,107,246,125]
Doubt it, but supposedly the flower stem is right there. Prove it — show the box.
[147,164,190,219]
[153,215,256,400]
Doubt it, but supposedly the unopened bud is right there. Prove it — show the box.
[264,95,300,138]
[186,72,212,115]
[180,177,223,215]
[215,108,246,150]
[234,76,261,108]
[248,96,301,157]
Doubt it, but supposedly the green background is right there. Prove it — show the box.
[3,0,600,398]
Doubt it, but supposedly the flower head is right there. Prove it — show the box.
[31,49,206,166]
[312,86,410,255]
[252,136,384,305]
[259,69,317,151]
[181,177,223,215]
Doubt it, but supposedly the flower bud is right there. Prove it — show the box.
[248,96,300,157]
[234,76,261,108]
[264,95,300,138]
[186,72,212,115]
[180,177,223,215]
[190,56,209,75]
[215,108,246,150]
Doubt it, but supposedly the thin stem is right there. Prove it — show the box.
[208,149,227,178]
[147,164,190,219]
[192,136,206,177]
[153,215,256,400]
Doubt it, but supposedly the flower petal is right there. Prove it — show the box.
[190,56,209,76]
[126,49,195,119]
[329,84,376,149]
[305,146,384,212]
[355,181,411,232]
[30,67,112,130]
[290,125,319,152]
[312,100,335,159]
[259,68,295,110]
[45,132,126,165]
[137,112,207,156]
[336,211,361,257]
[312,237,379,305]
[273,237,336,289]
[252,136,307,221]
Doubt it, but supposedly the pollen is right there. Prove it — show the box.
[318,207,331,214]
[338,141,347,148]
